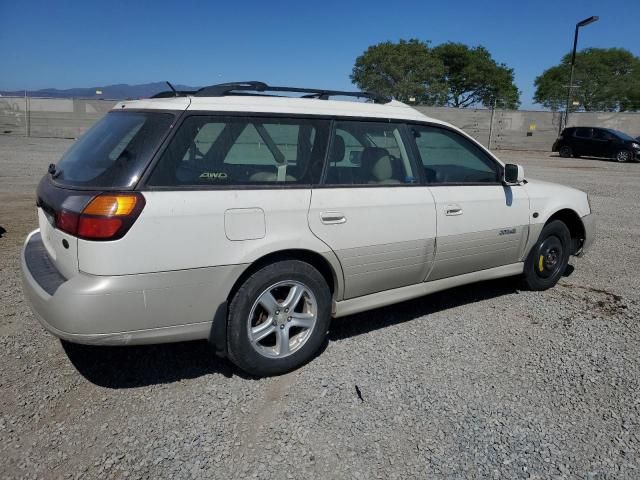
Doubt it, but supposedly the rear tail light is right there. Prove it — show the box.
[55,193,145,240]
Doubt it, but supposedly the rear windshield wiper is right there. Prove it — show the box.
[48,163,62,178]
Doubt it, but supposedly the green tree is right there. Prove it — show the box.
[432,42,520,109]
[350,39,445,104]
[351,40,519,108]
[534,48,640,112]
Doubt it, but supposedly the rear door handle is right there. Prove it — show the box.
[445,204,463,216]
[320,212,347,225]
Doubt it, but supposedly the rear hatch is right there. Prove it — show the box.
[35,109,178,278]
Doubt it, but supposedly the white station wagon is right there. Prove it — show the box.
[21,82,595,376]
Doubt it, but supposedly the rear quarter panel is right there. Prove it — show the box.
[77,189,334,276]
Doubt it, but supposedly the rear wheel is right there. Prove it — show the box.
[227,260,331,376]
[616,149,632,163]
[559,146,572,158]
[522,220,571,291]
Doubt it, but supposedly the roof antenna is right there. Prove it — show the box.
[165,81,178,97]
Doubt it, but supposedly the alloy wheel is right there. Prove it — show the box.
[247,281,317,358]
[616,150,631,162]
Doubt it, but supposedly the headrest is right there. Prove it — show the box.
[330,135,346,163]
[361,147,393,181]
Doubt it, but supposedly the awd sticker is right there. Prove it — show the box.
[199,172,228,180]
[498,228,517,236]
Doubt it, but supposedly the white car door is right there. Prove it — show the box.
[408,124,530,281]
[308,121,437,300]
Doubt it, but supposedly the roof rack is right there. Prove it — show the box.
[193,81,391,104]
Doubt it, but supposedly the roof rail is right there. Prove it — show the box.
[194,81,391,104]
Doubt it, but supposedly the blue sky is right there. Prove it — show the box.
[1,0,638,109]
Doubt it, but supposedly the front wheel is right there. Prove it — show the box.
[522,220,571,291]
[227,260,331,376]
[616,149,632,163]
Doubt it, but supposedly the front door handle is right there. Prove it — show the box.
[445,204,463,216]
[320,212,347,225]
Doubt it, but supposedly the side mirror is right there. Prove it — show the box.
[504,164,524,184]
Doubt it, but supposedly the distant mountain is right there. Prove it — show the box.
[0,82,201,99]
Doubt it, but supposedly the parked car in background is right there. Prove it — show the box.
[553,127,640,162]
[21,82,595,376]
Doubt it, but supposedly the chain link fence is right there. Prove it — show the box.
[415,106,640,151]
[2,96,639,151]
[0,96,115,139]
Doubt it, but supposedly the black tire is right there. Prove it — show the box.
[559,145,572,158]
[227,260,331,377]
[616,149,632,163]
[522,220,571,291]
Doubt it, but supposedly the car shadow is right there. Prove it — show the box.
[62,339,247,388]
[63,276,521,388]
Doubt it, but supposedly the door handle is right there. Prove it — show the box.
[445,204,463,216]
[320,212,347,225]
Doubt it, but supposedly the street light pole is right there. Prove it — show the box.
[562,16,598,132]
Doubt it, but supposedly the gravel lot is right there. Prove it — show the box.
[1,135,639,479]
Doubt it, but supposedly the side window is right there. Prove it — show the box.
[574,127,592,139]
[324,121,416,185]
[410,125,500,184]
[592,129,611,141]
[148,116,328,186]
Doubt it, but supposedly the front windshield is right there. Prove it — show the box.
[54,111,174,188]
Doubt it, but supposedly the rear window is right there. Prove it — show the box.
[54,111,174,188]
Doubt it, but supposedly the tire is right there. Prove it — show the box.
[616,149,632,163]
[522,220,571,291]
[227,260,331,376]
[559,145,572,158]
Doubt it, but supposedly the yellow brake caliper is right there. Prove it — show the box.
[538,254,545,272]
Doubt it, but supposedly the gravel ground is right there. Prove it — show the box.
[1,135,639,479]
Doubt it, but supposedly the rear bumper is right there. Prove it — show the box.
[578,213,595,256]
[21,229,246,345]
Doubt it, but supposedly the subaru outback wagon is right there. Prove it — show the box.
[21,82,595,376]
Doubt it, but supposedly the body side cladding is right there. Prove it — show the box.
[333,262,524,318]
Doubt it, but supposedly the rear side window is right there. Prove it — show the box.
[148,116,329,186]
[54,111,174,188]
[574,127,592,138]
[410,125,499,184]
[324,121,416,185]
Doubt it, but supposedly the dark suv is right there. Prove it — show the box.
[552,127,640,162]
